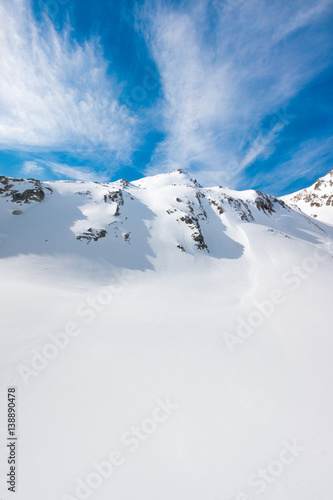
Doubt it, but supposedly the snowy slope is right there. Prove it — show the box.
[282,169,333,225]
[1,170,333,500]
[0,169,327,268]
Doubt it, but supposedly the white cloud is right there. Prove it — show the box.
[22,161,45,176]
[43,161,107,182]
[273,0,333,43]
[0,0,138,169]
[138,0,333,186]
[22,159,107,181]
[249,137,333,194]
[2,0,332,187]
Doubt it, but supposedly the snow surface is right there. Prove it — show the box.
[1,169,333,500]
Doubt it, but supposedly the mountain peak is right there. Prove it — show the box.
[1,170,330,270]
[131,169,202,190]
[283,168,333,224]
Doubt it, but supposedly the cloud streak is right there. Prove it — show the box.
[0,0,138,170]
[22,161,45,176]
[138,0,333,186]
[0,0,332,190]
[250,136,333,194]
[22,159,107,182]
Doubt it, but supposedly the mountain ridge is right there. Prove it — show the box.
[282,169,333,225]
[1,168,330,273]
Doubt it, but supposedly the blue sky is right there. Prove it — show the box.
[0,0,332,195]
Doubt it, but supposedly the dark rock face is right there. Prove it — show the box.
[285,170,333,220]
[77,228,108,243]
[108,190,124,205]
[191,230,208,251]
[180,215,194,225]
[300,192,333,208]
[274,198,288,209]
[12,188,45,203]
[209,199,223,215]
[314,173,333,191]
[254,192,276,215]
[225,196,254,221]
[179,215,208,251]
[0,176,19,195]
[326,195,333,206]
[0,176,48,204]
[105,189,124,216]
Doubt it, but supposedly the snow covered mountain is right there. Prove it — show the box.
[1,169,333,500]
[0,169,329,267]
[282,169,333,225]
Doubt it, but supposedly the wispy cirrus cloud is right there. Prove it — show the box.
[137,0,333,186]
[1,0,332,191]
[23,159,107,182]
[22,160,45,176]
[249,137,333,194]
[0,0,138,171]
[272,0,332,43]
[43,161,108,181]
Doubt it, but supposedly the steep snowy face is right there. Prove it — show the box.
[0,168,327,271]
[282,169,333,225]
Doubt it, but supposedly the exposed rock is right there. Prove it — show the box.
[0,176,47,204]
[225,196,254,221]
[186,202,194,214]
[180,215,194,225]
[105,189,124,216]
[119,179,129,187]
[179,215,209,252]
[282,169,333,224]
[12,188,45,203]
[194,191,208,220]
[108,189,124,205]
[254,191,276,215]
[208,198,224,215]
[76,190,91,196]
[77,228,108,243]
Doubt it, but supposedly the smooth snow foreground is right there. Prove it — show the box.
[0,169,333,500]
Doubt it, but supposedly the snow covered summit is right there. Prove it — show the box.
[1,168,330,271]
[282,169,333,225]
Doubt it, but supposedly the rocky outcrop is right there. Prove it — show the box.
[254,191,276,215]
[76,228,108,243]
[0,176,49,204]
[282,169,333,224]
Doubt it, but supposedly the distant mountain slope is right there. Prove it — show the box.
[0,169,329,270]
[282,169,333,225]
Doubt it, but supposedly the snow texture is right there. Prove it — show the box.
[1,169,333,500]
